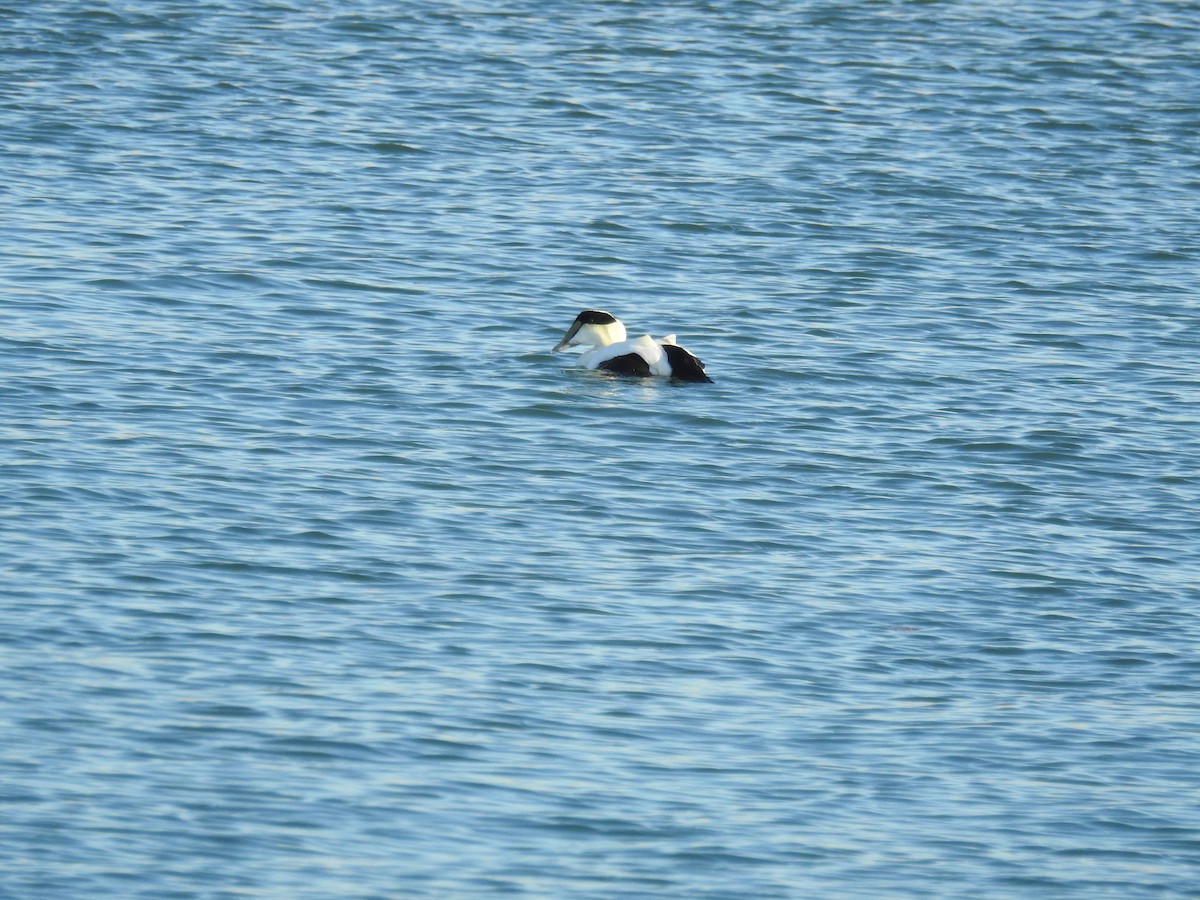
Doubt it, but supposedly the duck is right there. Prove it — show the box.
[552,310,713,383]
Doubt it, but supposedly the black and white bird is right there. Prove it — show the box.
[552,310,713,383]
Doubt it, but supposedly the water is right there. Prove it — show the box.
[3,1,1199,896]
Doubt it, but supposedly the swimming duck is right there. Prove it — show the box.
[552,310,713,382]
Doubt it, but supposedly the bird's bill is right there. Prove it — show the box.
[552,320,582,352]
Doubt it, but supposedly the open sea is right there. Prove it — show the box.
[3,1,1199,897]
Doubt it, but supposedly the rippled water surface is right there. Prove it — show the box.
[3,1,1199,897]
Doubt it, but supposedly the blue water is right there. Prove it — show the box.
[3,1,1199,896]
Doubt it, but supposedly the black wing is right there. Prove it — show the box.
[662,344,713,382]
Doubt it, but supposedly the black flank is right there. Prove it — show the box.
[597,353,652,377]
